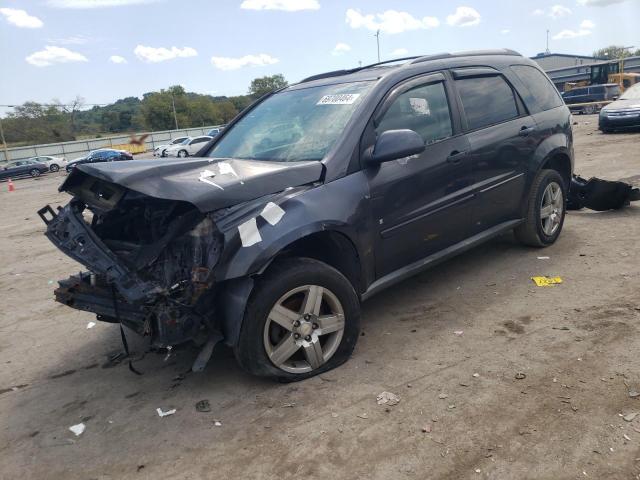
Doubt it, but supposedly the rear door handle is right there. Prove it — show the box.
[446,151,467,164]
[519,126,536,137]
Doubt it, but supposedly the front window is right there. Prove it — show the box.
[208,81,373,162]
[620,84,640,100]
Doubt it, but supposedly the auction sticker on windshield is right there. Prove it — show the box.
[317,94,361,105]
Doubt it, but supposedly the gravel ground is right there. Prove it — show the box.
[1,117,639,480]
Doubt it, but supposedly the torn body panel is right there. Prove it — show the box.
[41,158,360,349]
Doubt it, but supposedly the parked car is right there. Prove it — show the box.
[40,49,573,382]
[562,84,621,114]
[153,137,190,157]
[206,127,225,137]
[599,82,640,133]
[66,149,133,172]
[165,136,213,158]
[1,159,49,179]
[27,155,67,172]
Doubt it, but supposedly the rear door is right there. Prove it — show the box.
[188,136,211,155]
[451,68,537,232]
[364,72,473,277]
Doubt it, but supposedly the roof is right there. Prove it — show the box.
[532,53,602,60]
[289,49,525,90]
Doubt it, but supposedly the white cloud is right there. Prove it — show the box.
[47,35,90,45]
[134,45,198,63]
[47,0,159,7]
[578,0,630,5]
[549,5,572,19]
[553,28,592,39]
[211,53,279,71]
[240,0,319,11]
[580,19,595,28]
[532,8,545,15]
[331,43,351,56]
[109,55,127,64]
[346,9,439,34]
[446,6,481,27]
[392,48,409,56]
[500,29,511,34]
[0,8,43,28]
[26,46,88,67]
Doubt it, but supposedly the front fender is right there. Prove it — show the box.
[212,172,374,283]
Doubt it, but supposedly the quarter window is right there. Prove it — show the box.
[511,65,564,111]
[376,82,453,145]
[456,76,519,130]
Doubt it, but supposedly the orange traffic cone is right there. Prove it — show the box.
[7,179,15,192]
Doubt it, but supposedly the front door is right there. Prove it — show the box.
[365,74,473,277]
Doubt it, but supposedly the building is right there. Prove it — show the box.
[531,53,602,71]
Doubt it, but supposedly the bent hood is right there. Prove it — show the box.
[60,157,324,212]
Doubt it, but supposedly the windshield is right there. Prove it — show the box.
[208,81,373,162]
[620,83,640,100]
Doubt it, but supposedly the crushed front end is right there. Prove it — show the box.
[39,172,224,348]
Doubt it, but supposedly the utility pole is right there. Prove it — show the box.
[170,93,179,130]
[545,29,550,54]
[0,114,10,163]
[374,29,381,62]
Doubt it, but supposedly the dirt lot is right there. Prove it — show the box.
[1,117,639,480]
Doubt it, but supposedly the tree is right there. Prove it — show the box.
[593,45,640,59]
[248,74,288,98]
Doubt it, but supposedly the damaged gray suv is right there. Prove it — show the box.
[40,50,573,381]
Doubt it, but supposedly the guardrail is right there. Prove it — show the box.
[0,125,224,164]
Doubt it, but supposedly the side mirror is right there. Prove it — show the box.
[367,129,425,165]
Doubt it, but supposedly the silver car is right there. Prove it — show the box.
[153,137,191,157]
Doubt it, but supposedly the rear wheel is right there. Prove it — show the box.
[30,169,41,178]
[584,104,596,115]
[515,169,566,247]
[50,164,60,172]
[235,257,360,382]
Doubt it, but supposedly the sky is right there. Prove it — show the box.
[0,0,639,114]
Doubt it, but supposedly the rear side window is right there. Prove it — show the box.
[376,82,453,145]
[511,65,563,111]
[590,86,604,94]
[456,76,519,130]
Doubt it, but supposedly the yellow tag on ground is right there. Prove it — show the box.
[531,276,563,287]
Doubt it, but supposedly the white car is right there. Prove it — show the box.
[29,155,67,172]
[153,136,190,157]
[165,136,213,158]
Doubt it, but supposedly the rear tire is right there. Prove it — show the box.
[515,169,566,247]
[50,164,60,172]
[234,257,360,382]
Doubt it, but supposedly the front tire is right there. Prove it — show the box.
[30,169,41,178]
[177,150,188,158]
[515,169,566,247]
[234,258,360,382]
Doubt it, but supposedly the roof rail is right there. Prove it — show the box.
[299,56,421,83]
[410,49,522,65]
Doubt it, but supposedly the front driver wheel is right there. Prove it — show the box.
[235,258,360,382]
[515,169,566,247]
[178,150,188,158]
[30,169,41,178]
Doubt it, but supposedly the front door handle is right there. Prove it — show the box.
[519,126,536,137]
[446,151,467,164]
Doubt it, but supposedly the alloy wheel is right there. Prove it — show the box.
[263,285,345,374]
[540,181,563,236]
